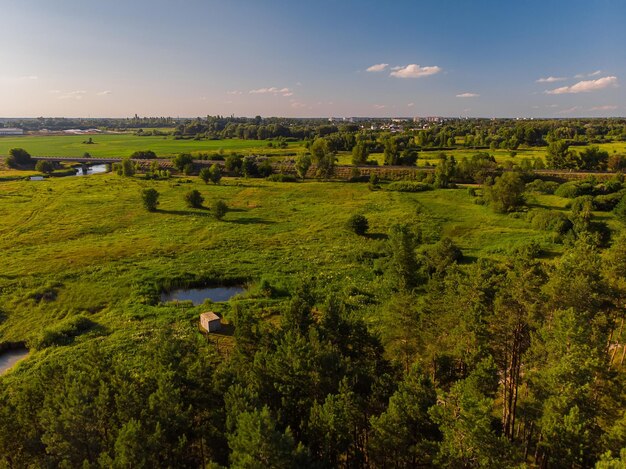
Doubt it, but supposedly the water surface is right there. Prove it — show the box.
[74,164,109,176]
[0,348,29,374]
[161,286,245,305]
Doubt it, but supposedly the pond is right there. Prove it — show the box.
[74,163,109,176]
[29,176,45,181]
[0,346,29,374]
[161,286,245,305]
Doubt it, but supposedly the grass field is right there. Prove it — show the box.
[0,134,303,158]
[0,170,584,350]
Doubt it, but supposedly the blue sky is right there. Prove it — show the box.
[0,0,624,117]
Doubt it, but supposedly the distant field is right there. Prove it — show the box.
[0,134,303,158]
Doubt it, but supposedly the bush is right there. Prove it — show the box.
[386,181,434,192]
[35,160,54,174]
[6,148,32,168]
[525,179,559,194]
[212,200,227,220]
[266,173,297,183]
[346,214,369,235]
[36,315,96,349]
[258,159,273,178]
[483,172,525,213]
[184,189,204,208]
[594,191,626,211]
[528,209,573,234]
[130,150,157,159]
[554,181,595,198]
[199,167,211,184]
[141,188,160,212]
[613,194,626,222]
[173,153,194,171]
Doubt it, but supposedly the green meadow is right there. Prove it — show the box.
[0,134,302,158]
[0,171,578,348]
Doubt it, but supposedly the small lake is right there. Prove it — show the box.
[74,164,109,176]
[30,176,44,181]
[0,347,29,374]
[161,286,245,305]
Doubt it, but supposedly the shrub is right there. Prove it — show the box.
[258,159,273,178]
[483,172,525,213]
[346,214,369,235]
[212,200,227,220]
[208,164,222,184]
[266,173,297,183]
[172,153,194,171]
[141,188,160,212]
[184,189,204,208]
[36,315,96,349]
[225,154,243,175]
[594,191,626,211]
[554,181,595,198]
[130,150,157,159]
[35,160,54,174]
[386,181,434,192]
[199,167,211,184]
[613,194,626,222]
[525,179,559,194]
[6,148,32,168]
[528,209,573,234]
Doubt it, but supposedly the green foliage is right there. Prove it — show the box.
[434,155,456,188]
[525,179,559,194]
[294,154,311,180]
[351,141,369,165]
[483,172,525,213]
[35,315,97,349]
[555,180,595,198]
[141,188,160,212]
[613,194,626,222]
[527,209,573,234]
[266,173,297,183]
[129,150,157,159]
[172,153,194,172]
[7,148,32,167]
[345,214,368,235]
[199,167,211,184]
[369,365,439,467]
[386,181,433,192]
[387,224,420,290]
[212,199,227,220]
[184,189,204,208]
[35,160,54,174]
[425,237,463,276]
[228,407,307,468]
[310,138,335,178]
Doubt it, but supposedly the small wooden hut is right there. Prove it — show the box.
[200,312,222,333]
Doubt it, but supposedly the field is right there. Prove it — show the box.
[0,134,302,158]
[0,171,585,349]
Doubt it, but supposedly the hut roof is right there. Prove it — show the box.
[200,312,220,322]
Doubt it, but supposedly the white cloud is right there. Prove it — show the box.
[536,76,566,83]
[407,102,415,107]
[249,87,293,97]
[227,90,242,95]
[589,105,618,111]
[58,90,86,100]
[556,106,582,114]
[373,104,386,109]
[576,70,604,79]
[366,63,389,72]
[456,92,479,98]
[20,75,38,80]
[545,76,618,94]
[389,64,441,78]
[290,100,306,109]
[96,90,112,96]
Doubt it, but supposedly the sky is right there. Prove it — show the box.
[0,0,625,118]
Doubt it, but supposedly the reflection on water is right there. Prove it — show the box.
[0,348,29,374]
[161,286,245,305]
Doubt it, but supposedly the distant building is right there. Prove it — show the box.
[0,128,23,136]
[200,312,222,333]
